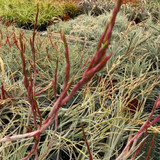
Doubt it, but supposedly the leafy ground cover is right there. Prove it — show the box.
[0,0,160,159]
[0,0,82,30]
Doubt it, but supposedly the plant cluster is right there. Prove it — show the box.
[49,11,128,42]
[0,0,160,160]
[0,0,82,30]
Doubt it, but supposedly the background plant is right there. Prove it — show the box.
[49,11,128,42]
[0,0,81,30]
[0,0,124,159]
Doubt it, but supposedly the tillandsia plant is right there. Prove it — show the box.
[0,0,160,160]
[0,0,123,159]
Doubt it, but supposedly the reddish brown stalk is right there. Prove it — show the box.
[30,4,39,95]
[19,34,29,89]
[0,83,5,107]
[23,5,43,157]
[83,4,120,74]
[29,69,33,88]
[31,4,42,127]
[81,122,93,160]
[28,61,39,74]
[13,33,20,50]
[4,89,13,99]
[0,80,13,107]
[20,5,42,158]
[36,103,42,127]
[35,81,54,96]
[97,32,105,51]
[6,35,11,50]
[40,114,58,160]
[81,56,90,70]
[92,41,110,67]
[80,40,85,55]
[48,28,54,49]
[97,20,110,50]
[60,29,70,92]
[132,129,147,159]
[145,133,156,160]
[36,32,40,52]
[27,85,38,130]
[116,93,160,160]
[21,138,39,160]
[1,82,5,99]
[53,58,58,102]
[104,0,122,42]
[30,38,36,93]
[22,6,41,159]
[32,4,39,46]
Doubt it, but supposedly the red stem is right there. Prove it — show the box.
[116,93,160,160]
[81,122,93,160]
[145,133,156,160]
[53,58,58,102]
[1,82,6,99]
[60,29,70,92]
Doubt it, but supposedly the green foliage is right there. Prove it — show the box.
[50,12,128,42]
[0,1,160,159]
[0,0,81,29]
[61,0,82,18]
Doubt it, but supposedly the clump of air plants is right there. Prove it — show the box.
[0,0,124,159]
[0,0,160,159]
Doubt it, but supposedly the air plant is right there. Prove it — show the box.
[0,0,159,159]
[0,0,123,159]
